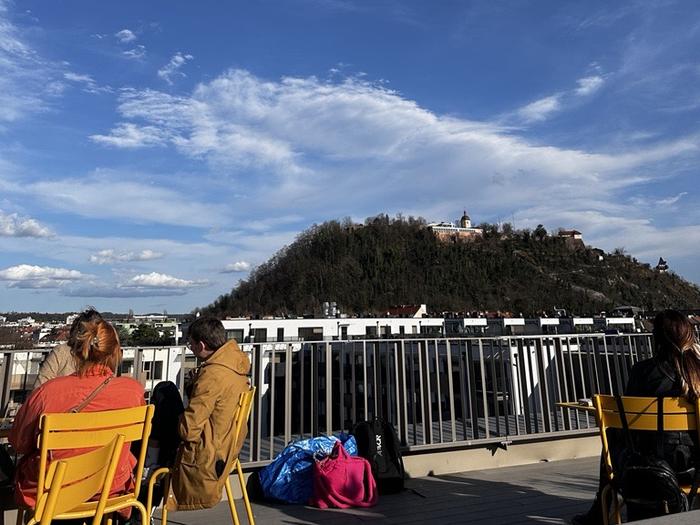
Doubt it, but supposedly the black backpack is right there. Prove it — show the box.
[614,396,699,520]
[351,418,405,494]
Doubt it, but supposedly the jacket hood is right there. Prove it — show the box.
[203,339,251,375]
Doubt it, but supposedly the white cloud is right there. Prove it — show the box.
[82,68,700,289]
[575,75,604,96]
[89,249,164,265]
[0,4,66,122]
[2,169,229,228]
[158,52,194,85]
[0,210,52,237]
[125,272,204,288]
[656,192,688,206]
[90,123,168,148]
[516,95,561,123]
[63,72,111,94]
[0,264,86,288]
[115,29,136,43]
[222,261,251,273]
[123,45,146,60]
[513,74,605,124]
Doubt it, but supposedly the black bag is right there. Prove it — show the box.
[351,418,405,494]
[614,396,699,520]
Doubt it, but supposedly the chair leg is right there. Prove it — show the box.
[236,461,254,525]
[160,474,171,525]
[224,476,241,525]
[133,501,149,525]
[15,507,24,525]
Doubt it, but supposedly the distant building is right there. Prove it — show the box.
[427,211,483,242]
[558,229,582,240]
[656,257,669,272]
[385,304,427,318]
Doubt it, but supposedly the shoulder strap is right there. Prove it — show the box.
[69,376,113,413]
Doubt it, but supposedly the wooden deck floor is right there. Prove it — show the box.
[165,456,601,525]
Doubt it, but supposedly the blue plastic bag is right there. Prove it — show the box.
[258,434,357,504]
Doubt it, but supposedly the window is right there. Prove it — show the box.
[226,329,244,343]
[277,327,284,342]
[142,361,163,380]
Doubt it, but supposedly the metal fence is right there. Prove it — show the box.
[1,333,654,466]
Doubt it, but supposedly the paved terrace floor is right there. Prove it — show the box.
[167,456,601,525]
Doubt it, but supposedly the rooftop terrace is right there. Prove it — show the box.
[168,456,600,525]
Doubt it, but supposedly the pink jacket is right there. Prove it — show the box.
[9,366,145,508]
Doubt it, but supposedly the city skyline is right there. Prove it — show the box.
[1,1,700,312]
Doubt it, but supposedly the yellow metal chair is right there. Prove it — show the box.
[593,394,700,525]
[147,387,256,525]
[27,434,125,525]
[16,405,155,525]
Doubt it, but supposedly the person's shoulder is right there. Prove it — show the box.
[112,376,146,396]
[630,357,657,375]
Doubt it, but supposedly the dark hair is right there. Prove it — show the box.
[188,316,226,351]
[75,320,122,375]
[652,310,700,400]
[68,308,103,351]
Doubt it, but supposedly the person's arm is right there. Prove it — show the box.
[33,346,67,388]
[8,389,45,454]
[178,367,218,443]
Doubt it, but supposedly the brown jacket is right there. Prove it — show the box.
[170,340,251,510]
[33,343,77,388]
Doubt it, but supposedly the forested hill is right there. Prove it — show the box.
[201,216,700,317]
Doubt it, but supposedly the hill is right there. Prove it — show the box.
[201,215,700,317]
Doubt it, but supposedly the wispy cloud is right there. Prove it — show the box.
[1,169,229,227]
[222,261,251,273]
[115,29,136,43]
[517,95,561,123]
[123,44,146,60]
[0,209,53,237]
[158,52,193,85]
[575,75,604,96]
[512,73,606,124]
[0,3,66,122]
[0,264,86,288]
[656,191,688,206]
[63,72,111,94]
[90,122,168,148]
[89,249,164,264]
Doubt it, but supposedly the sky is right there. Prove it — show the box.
[1,0,700,313]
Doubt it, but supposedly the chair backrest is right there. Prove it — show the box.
[36,404,154,505]
[593,394,700,481]
[230,388,255,459]
[34,434,125,525]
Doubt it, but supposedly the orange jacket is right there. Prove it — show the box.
[9,366,145,508]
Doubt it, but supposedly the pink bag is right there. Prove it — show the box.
[310,441,378,509]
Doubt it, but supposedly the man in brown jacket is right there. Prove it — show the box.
[170,317,251,510]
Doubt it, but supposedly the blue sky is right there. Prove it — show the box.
[1,0,699,313]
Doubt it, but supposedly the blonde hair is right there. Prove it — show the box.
[75,320,122,375]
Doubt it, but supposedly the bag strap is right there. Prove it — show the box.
[69,376,113,413]
[614,395,635,453]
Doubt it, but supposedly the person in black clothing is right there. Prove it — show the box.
[572,310,700,525]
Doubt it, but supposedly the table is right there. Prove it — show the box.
[556,401,596,413]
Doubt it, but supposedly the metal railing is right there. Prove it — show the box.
[1,333,654,466]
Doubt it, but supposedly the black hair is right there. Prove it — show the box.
[188,316,226,351]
